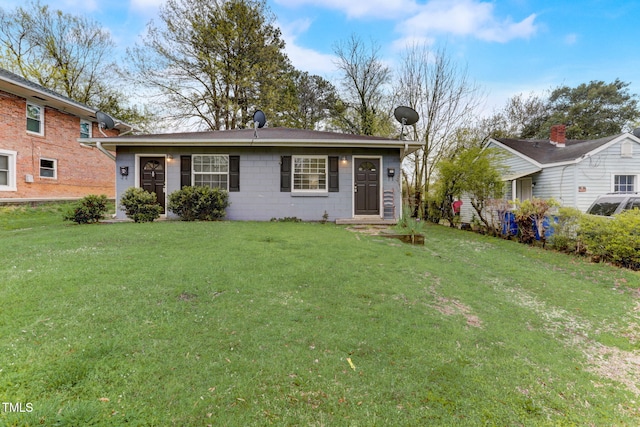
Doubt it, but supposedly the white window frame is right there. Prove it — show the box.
[292,155,328,193]
[192,154,229,190]
[26,102,44,136]
[80,119,92,138]
[0,149,17,191]
[39,158,57,179]
[612,174,636,194]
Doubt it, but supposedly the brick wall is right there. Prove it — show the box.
[0,90,118,199]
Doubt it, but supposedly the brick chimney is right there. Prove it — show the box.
[550,124,566,147]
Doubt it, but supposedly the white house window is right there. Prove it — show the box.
[193,154,228,189]
[293,156,327,191]
[39,158,57,179]
[26,102,43,135]
[613,175,635,193]
[0,149,17,191]
[80,120,92,138]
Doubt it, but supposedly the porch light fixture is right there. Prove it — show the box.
[340,156,348,164]
[119,166,129,176]
[167,154,174,160]
[387,168,395,178]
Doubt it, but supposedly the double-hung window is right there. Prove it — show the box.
[40,158,57,179]
[292,156,327,192]
[0,149,17,191]
[80,119,92,138]
[614,175,635,193]
[26,102,43,135]
[193,154,229,190]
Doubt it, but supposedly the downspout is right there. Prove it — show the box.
[96,141,116,161]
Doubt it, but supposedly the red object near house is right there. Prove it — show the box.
[452,199,463,214]
[0,68,123,202]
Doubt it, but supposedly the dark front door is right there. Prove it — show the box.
[354,158,380,215]
[140,157,165,212]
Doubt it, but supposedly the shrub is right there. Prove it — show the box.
[579,210,640,269]
[63,194,109,224]
[168,186,229,221]
[120,187,162,223]
[549,207,583,252]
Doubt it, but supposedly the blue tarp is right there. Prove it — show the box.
[502,212,556,240]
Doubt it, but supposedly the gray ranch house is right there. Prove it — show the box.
[86,127,421,222]
[460,125,640,222]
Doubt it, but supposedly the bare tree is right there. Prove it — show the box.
[393,44,483,217]
[0,1,152,129]
[332,35,393,136]
[0,0,114,105]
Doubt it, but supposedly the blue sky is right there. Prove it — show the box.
[4,0,640,115]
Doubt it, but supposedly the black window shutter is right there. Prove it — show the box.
[229,155,240,192]
[280,156,291,192]
[328,156,339,192]
[180,155,191,188]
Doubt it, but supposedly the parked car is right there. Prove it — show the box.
[586,193,640,216]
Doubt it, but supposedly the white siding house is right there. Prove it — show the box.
[461,125,640,223]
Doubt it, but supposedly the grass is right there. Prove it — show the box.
[1,206,640,425]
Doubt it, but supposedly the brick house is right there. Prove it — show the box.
[0,68,128,202]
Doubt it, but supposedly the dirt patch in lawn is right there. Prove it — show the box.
[492,278,640,396]
[423,274,483,328]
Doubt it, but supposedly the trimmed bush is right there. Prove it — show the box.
[120,187,162,223]
[579,209,640,269]
[63,194,109,224]
[168,186,229,221]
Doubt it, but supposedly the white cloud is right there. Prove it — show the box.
[274,0,411,19]
[399,0,537,43]
[276,0,538,44]
[130,0,166,13]
[279,19,338,77]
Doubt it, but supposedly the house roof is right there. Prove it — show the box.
[0,67,131,131]
[492,134,623,165]
[84,127,423,155]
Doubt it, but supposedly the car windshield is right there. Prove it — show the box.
[625,198,640,211]
[587,197,626,216]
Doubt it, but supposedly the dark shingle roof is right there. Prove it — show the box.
[112,127,395,142]
[494,135,620,164]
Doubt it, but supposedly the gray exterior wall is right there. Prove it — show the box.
[114,146,402,221]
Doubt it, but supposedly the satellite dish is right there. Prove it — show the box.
[253,110,266,138]
[96,111,115,130]
[633,128,640,138]
[394,106,419,126]
[394,106,419,140]
[253,110,266,128]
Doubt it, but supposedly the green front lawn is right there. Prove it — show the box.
[1,208,639,425]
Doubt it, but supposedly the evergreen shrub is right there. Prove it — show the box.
[168,186,229,221]
[120,187,162,222]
